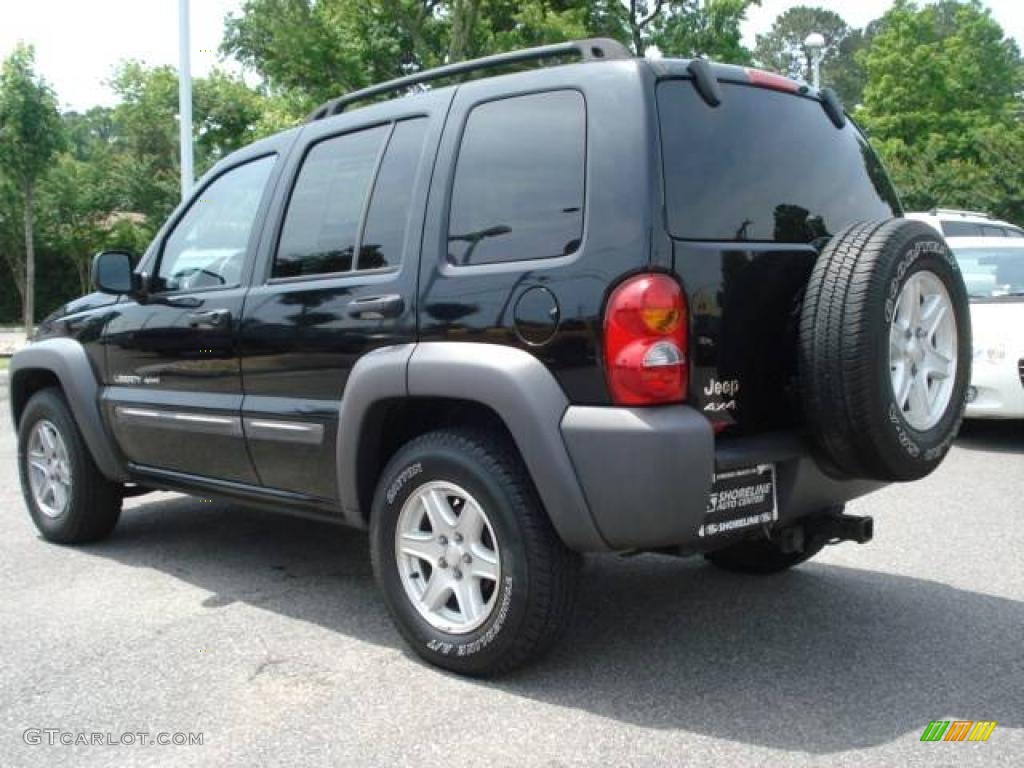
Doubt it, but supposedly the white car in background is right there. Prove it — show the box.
[907,209,1024,239]
[947,237,1024,419]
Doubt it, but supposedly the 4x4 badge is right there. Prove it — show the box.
[704,401,737,413]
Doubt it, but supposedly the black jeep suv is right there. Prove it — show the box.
[11,39,970,675]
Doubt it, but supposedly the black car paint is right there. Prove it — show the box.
[32,58,901,516]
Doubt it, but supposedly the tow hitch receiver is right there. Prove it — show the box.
[806,512,874,546]
[777,512,874,553]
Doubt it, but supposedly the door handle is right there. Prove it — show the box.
[347,295,404,320]
[187,309,231,328]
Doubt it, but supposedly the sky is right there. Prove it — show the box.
[1,0,1023,112]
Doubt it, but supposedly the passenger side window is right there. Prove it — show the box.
[358,119,428,270]
[447,90,586,266]
[274,126,388,279]
[158,155,275,292]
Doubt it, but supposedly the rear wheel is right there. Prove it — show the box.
[17,389,122,544]
[370,428,580,676]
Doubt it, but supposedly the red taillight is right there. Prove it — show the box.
[745,68,801,94]
[603,274,688,406]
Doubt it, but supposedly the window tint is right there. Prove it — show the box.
[158,155,275,292]
[981,225,1007,238]
[941,221,982,237]
[448,91,585,266]
[658,81,900,242]
[358,119,427,270]
[1008,229,1024,239]
[274,125,388,279]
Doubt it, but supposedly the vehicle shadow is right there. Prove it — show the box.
[955,419,1024,454]
[83,495,1022,755]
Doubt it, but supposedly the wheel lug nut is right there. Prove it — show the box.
[438,535,448,546]
[438,557,448,569]
[454,532,463,543]
[462,553,472,564]
[453,568,463,580]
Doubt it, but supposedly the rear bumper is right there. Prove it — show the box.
[560,405,884,551]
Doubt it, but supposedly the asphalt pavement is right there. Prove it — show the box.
[0,371,1021,767]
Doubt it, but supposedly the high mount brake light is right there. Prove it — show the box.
[745,68,801,94]
[603,274,689,406]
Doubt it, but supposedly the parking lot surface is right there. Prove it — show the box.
[1,373,1021,767]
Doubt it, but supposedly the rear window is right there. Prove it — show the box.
[658,80,900,242]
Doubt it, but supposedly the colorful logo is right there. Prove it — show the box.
[920,721,997,742]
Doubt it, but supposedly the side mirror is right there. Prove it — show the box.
[91,250,137,295]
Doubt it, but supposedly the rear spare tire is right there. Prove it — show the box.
[800,219,970,482]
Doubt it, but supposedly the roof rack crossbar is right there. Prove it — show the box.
[307,37,632,122]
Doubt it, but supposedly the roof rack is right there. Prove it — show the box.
[307,38,632,122]
[929,208,994,219]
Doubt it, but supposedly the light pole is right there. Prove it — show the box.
[804,32,825,90]
[178,0,194,200]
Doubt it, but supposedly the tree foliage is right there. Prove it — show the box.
[753,5,871,103]
[653,1,760,63]
[222,0,760,107]
[0,43,65,331]
[858,0,1024,224]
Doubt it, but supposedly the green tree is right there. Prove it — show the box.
[858,0,1024,224]
[39,153,154,294]
[859,0,1022,145]
[0,44,65,331]
[223,0,761,107]
[107,61,279,223]
[653,0,759,63]
[753,5,869,103]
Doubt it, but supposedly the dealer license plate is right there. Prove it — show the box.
[699,464,777,538]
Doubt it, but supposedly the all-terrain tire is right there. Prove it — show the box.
[799,219,970,481]
[17,388,122,544]
[370,428,580,676]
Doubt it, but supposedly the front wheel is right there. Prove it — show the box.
[370,428,580,676]
[17,388,122,544]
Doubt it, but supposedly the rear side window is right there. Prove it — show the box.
[448,90,586,266]
[981,225,1007,238]
[1008,229,1024,239]
[358,119,427,270]
[274,125,389,279]
[942,221,983,237]
[658,81,900,243]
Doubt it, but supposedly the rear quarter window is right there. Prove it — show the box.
[447,90,586,266]
[657,80,900,243]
